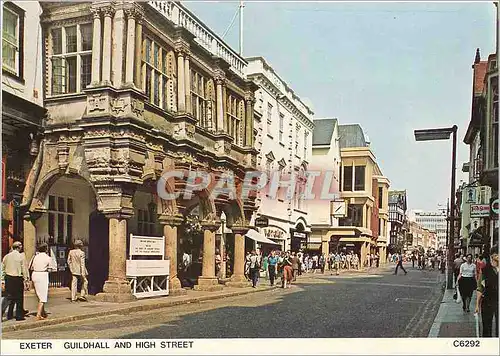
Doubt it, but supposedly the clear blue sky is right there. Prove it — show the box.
[184,1,496,211]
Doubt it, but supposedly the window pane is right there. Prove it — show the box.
[49,196,56,210]
[48,213,55,237]
[2,42,16,70]
[378,187,383,208]
[66,26,77,52]
[58,197,65,211]
[153,43,159,68]
[343,166,353,191]
[3,10,17,42]
[67,198,74,213]
[163,79,168,110]
[66,57,77,93]
[52,58,65,94]
[145,68,151,100]
[354,166,365,191]
[153,71,159,106]
[52,28,62,55]
[57,214,64,243]
[80,23,92,51]
[66,215,73,241]
[145,38,151,63]
[80,54,92,90]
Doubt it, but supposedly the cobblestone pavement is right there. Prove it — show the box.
[3,264,445,339]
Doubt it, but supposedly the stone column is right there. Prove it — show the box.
[134,17,142,88]
[322,239,329,271]
[90,8,102,86]
[245,95,255,147]
[112,7,125,87]
[176,51,186,112]
[101,6,114,85]
[215,76,225,132]
[22,213,41,267]
[194,222,223,291]
[97,214,135,302]
[124,7,136,87]
[226,226,249,287]
[184,56,191,114]
[359,242,365,271]
[162,216,187,295]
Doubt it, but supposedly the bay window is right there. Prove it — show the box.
[2,3,24,79]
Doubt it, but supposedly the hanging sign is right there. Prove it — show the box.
[491,198,499,220]
[470,204,490,218]
[255,216,269,228]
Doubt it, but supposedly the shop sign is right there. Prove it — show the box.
[490,198,499,220]
[293,232,307,239]
[470,204,490,218]
[255,216,269,228]
[263,228,285,240]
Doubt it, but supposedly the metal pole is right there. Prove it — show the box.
[239,0,244,56]
[447,126,458,289]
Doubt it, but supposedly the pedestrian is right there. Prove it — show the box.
[375,253,380,268]
[67,240,88,302]
[394,252,407,275]
[29,243,57,320]
[312,254,318,273]
[1,241,29,321]
[291,252,299,281]
[412,253,417,268]
[249,250,260,288]
[244,252,251,281]
[475,245,499,337]
[281,252,293,289]
[457,253,477,313]
[297,251,303,276]
[334,253,341,275]
[476,254,486,282]
[182,251,191,272]
[453,253,464,287]
[215,249,222,278]
[267,251,278,286]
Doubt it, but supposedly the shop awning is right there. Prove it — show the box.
[246,229,280,245]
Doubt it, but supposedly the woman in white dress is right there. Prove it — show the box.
[29,243,57,321]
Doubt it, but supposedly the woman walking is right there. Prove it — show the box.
[458,253,477,312]
[281,252,293,288]
[29,243,56,321]
[475,245,499,337]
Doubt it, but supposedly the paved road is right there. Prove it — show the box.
[4,264,444,339]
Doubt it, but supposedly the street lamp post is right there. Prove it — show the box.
[414,125,457,289]
[220,211,227,279]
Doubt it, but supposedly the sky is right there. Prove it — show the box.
[183,0,496,212]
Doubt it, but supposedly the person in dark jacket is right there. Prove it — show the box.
[291,253,299,281]
[475,245,498,337]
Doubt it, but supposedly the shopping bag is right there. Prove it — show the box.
[456,286,462,304]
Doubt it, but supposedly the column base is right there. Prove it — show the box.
[225,274,250,288]
[193,277,224,292]
[95,280,136,303]
[169,277,187,295]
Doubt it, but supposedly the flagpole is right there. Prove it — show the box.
[239,0,244,56]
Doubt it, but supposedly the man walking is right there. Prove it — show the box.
[1,241,29,321]
[267,251,278,286]
[249,250,260,288]
[67,240,88,302]
[394,252,407,275]
[291,252,299,281]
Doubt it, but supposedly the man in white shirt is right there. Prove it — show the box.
[67,240,88,302]
[1,241,29,321]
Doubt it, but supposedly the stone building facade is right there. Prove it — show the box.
[22,1,258,301]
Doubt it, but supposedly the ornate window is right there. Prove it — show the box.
[2,3,24,78]
[50,23,92,95]
[191,70,207,124]
[48,195,74,245]
[267,103,273,134]
[142,37,177,111]
[226,94,244,145]
[304,132,309,160]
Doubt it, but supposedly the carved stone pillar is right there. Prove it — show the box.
[90,8,102,85]
[245,94,255,147]
[176,51,186,112]
[226,225,250,287]
[22,212,42,266]
[184,56,191,114]
[160,214,187,295]
[134,17,143,88]
[194,221,223,291]
[96,213,135,302]
[101,6,114,85]
[112,7,125,87]
[215,75,225,132]
[124,7,136,86]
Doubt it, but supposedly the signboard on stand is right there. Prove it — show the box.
[127,234,169,298]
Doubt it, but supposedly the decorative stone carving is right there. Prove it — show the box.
[224,141,232,155]
[111,98,127,115]
[142,151,156,180]
[131,99,144,117]
[185,123,195,138]
[101,5,115,18]
[85,128,110,138]
[88,94,108,113]
[57,146,69,171]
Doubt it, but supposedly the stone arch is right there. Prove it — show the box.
[295,217,308,231]
[30,168,101,213]
[217,197,245,228]
[181,188,217,221]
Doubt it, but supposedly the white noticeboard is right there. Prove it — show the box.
[129,235,165,257]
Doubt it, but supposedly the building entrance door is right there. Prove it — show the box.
[88,211,109,295]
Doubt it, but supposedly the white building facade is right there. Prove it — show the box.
[414,211,447,250]
[246,57,314,252]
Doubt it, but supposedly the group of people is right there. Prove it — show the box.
[411,252,446,271]
[1,240,89,322]
[327,252,360,275]
[453,246,499,337]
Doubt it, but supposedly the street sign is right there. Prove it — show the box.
[470,204,490,218]
[465,187,477,204]
[255,216,269,228]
